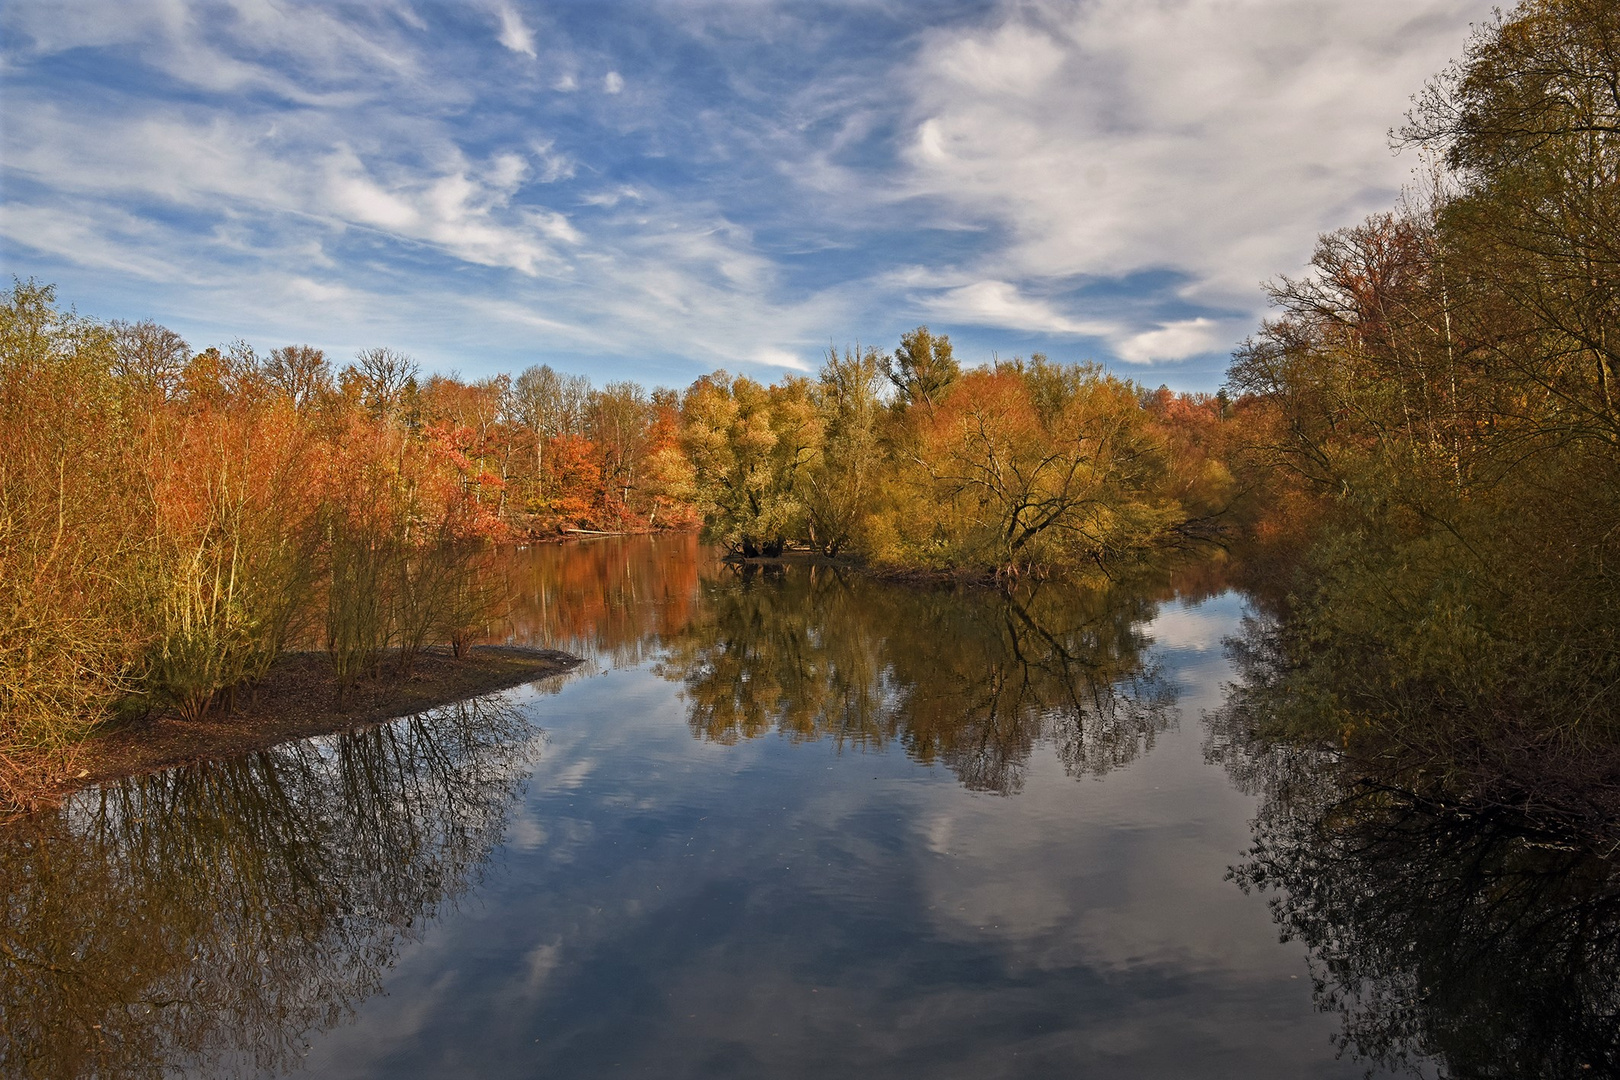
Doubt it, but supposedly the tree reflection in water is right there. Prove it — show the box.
[657,563,1175,794]
[1208,620,1620,1079]
[0,694,537,1080]
[493,532,717,672]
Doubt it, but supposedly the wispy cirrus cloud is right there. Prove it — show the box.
[495,2,539,58]
[0,0,1495,388]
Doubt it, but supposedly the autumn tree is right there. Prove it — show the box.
[903,359,1176,575]
[639,388,699,530]
[0,281,142,788]
[354,346,420,421]
[1224,0,1620,767]
[511,363,591,520]
[588,381,652,525]
[804,345,887,556]
[681,373,823,557]
[1401,0,1620,442]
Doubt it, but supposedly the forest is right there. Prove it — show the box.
[2,0,1617,821]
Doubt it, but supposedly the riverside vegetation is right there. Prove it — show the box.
[0,288,1247,813]
[2,0,1618,836]
[1223,0,1620,836]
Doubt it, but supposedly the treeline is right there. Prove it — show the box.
[679,333,1246,572]
[0,284,527,798]
[1227,0,1620,789]
[0,279,1245,805]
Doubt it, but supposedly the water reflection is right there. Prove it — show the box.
[495,533,718,672]
[0,695,536,1080]
[1209,620,1620,1079]
[1,539,1278,1080]
[656,563,1174,794]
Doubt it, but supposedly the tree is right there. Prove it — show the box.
[588,381,652,524]
[886,326,960,413]
[909,359,1174,574]
[680,373,823,557]
[0,281,140,781]
[111,319,189,400]
[355,346,419,420]
[1400,0,1620,445]
[639,388,699,529]
[1221,0,1620,764]
[263,345,331,412]
[512,364,592,524]
[805,345,887,556]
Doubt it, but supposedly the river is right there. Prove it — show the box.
[2,535,1613,1078]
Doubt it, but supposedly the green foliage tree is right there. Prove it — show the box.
[1402,0,1620,439]
[680,373,823,557]
[804,345,887,556]
[886,325,960,413]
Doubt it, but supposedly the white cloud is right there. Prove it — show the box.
[495,3,537,58]
[327,155,421,230]
[286,276,359,305]
[753,347,811,371]
[0,0,1497,385]
[395,5,428,32]
[4,0,427,105]
[921,280,1113,337]
[580,186,645,209]
[532,143,576,183]
[0,200,193,282]
[931,22,1068,98]
[1115,318,1223,364]
[525,210,582,246]
[4,90,572,276]
[900,0,1494,317]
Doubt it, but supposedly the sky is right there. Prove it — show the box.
[0,0,1497,392]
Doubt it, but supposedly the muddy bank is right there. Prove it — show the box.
[17,645,582,812]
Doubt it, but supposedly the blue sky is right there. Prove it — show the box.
[1,0,1495,392]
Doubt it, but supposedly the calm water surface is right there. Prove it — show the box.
[5,537,1610,1078]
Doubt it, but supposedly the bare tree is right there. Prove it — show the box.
[513,363,593,480]
[264,345,332,411]
[356,347,419,418]
[111,319,189,399]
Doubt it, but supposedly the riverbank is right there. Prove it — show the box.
[5,645,582,817]
[720,546,1233,591]
[722,549,1029,586]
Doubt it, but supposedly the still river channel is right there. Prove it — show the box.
[6,535,1612,1078]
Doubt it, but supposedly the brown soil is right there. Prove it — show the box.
[20,645,582,811]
